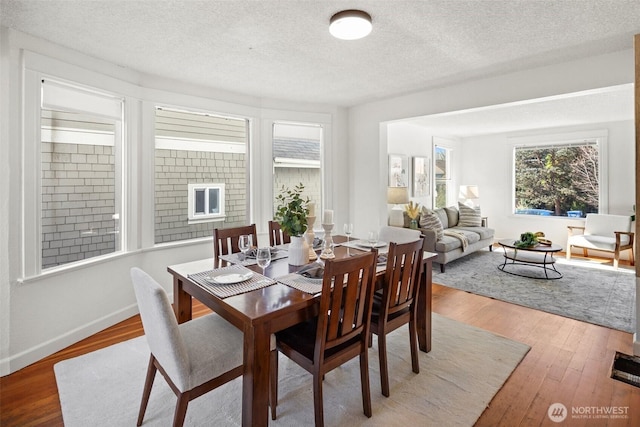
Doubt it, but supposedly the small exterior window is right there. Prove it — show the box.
[188,183,225,223]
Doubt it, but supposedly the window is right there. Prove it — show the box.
[272,122,323,218]
[40,79,123,270]
[154,107,249,244]
[434,146,450,208]
[187,183,225,222]
[514,140,601,217]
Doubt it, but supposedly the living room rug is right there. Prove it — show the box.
[434,249,636,333]
[54,314,529,427]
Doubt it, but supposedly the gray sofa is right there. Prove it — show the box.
[404,205,494,272]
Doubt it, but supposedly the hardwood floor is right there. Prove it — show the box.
[2,279,639,426]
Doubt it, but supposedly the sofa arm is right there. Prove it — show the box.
[419,228,437,252]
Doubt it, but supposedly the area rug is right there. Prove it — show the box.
[54,314,529,427]
[434,249,636,332]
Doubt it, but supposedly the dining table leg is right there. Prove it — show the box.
[173,276,192,324]
[241,321,271,427]
[417,259,433,353]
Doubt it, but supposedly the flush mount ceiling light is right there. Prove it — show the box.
[329,9,372,40]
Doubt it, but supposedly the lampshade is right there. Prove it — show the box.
[387,187,409,204]
[458,185,479,200]
[329,10,372,40]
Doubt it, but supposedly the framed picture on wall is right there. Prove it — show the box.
[388,154,409,187]
[412,156,429,197]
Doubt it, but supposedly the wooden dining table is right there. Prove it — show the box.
[168,235,436,427]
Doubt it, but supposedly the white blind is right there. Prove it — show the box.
[41,79,122,120]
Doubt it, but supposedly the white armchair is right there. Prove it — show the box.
[566,214,635,268]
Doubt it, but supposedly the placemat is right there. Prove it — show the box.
[219,249,289,266]
[342,239,389,254]
[188,265,275,298]
[277,273,324,295]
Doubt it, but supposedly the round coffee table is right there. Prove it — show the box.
[497,238,563,279]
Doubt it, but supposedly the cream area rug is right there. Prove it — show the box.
[54,314,530,427]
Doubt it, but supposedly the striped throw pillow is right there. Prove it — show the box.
[458,203,482,227]
[419,208,444,241]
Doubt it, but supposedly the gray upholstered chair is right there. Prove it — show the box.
[379,225,421,244]
[130,267,243,427]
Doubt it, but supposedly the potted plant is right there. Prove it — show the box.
[275,183,310,265]
[404,201,421,229]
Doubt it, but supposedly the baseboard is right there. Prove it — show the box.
[0,304,139,376]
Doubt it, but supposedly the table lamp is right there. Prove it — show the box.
[458,185,480,208]
[387,186,409,227]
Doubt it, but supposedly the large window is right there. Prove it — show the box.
[272,122,323,220]
[514,140,600,217]
[40,79,123,270]
[154,107,249,244]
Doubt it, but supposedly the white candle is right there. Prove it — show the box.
[308,202,315,217]
[323,209,334,224]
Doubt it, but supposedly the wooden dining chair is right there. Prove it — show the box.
[268,220,290,246]
[370,238,424,397]
[213,224,258,260]
[270,252,378,426]
[130,267,243,427]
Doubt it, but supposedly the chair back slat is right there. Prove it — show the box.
[316,252,377,355]
[268,220,291,246]
[213,224,258,260]
[381,239,424,318]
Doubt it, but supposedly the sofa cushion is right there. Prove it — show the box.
[435,229,481,252]
[458,203,482,227]
[434,208,449,229]
[444,206,459,227]
[454,226,495,240]
[420,208,444,241]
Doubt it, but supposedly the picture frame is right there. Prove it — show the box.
[388,154,409,188]
[412,156,429,197]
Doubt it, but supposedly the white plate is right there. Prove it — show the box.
[205,271,253,285]
[356,241,387,248]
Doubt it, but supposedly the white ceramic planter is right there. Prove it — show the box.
[288,235,310,266]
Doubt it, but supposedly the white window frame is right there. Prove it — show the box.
[509,129,608,217]
[187,183,226,223]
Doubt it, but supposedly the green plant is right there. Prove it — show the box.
[275,183,309,237]
[515,231,538,248]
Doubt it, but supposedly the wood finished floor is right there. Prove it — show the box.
[1,262,639,426]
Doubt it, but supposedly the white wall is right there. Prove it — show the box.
[0,28,348,375]
[459,120,635,251]
[349,48,634,242]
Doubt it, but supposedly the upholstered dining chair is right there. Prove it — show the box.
[268,220,290,246]
[130,268,243,427]
[378,225,421,244]
[370,238,424,397]
[269,252,378,426]
[213,224,258,261]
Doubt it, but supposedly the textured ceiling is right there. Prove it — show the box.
[1,0,639,134]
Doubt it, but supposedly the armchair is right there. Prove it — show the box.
[566,213,635,268]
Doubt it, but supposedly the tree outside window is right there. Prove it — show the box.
[514,143,599,217]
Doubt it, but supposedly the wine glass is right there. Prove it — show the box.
[256,247,272,276]
[367,230,379,248]
[343,223,353,244]
[239,235,252,262]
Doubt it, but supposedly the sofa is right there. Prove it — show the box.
[404,204,495,272]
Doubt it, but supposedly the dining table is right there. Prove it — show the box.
[168,234,436,427]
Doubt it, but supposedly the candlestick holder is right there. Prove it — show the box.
[304,216,317,261]
[320,223,335,259]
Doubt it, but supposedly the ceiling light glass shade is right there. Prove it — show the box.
[329,10,372,40]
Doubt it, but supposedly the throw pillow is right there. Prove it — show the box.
[419,208,444,241]
[444,205,459,227]
[434,208,449,229]
[458,202,482,227]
